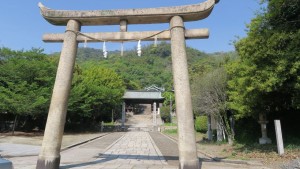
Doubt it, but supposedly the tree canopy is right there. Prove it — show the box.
[0,48,56,117]
[226,0,300,119]
[68,65,125,124]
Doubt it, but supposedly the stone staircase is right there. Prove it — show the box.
[126,104,162,131]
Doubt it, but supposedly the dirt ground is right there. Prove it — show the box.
[0,131,105,148]
[163,131,300,169]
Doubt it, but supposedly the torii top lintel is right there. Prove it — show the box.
[38,0,219,26]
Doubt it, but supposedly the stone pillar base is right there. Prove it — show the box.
[36,156,60,169]
[179,159,200,169]
[259,137,272,144]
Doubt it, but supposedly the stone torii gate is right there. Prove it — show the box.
[36,1,219,169]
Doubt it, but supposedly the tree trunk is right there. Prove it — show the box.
[12,115,18,136]
[207,114,212,141]
[217,117,223,142]
[111,109,114,123]
[230,115,235,140]
[228,135,234,145]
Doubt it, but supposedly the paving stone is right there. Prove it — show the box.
[5,129,269,169]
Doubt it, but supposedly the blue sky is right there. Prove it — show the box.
[0,0,261,54]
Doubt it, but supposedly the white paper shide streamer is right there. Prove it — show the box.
[103,41,108,58]
[137,40,142,57]
[84,37,87,48]
[154,35,158,47]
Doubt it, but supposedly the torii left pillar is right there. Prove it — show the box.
[36,20,81,169]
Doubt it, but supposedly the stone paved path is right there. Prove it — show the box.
[60,131,176,169]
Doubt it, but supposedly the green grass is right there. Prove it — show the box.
[163,129,177,134]
[284,136,300,150]
[163,123,177,126]
[232,134,300,154]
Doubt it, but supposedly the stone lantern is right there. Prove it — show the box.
[258,113,272,144]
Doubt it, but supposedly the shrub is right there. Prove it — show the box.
[160,106,171,123]
[195,116,208,133]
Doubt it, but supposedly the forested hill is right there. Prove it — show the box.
[66,42,231,90]
[74,42,208,62]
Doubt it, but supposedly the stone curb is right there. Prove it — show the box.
[2,153,38,158]
[148,132,168,164]
[159,132,264,166]
[61,132,111,151]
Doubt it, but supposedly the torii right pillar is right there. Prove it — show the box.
[170,16,200,169]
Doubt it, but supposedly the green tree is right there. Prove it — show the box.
[190,53,237,142]
[192,67,233,141]
[227,0,300,120]
[0,48,57,131]
[68,65,125,126]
